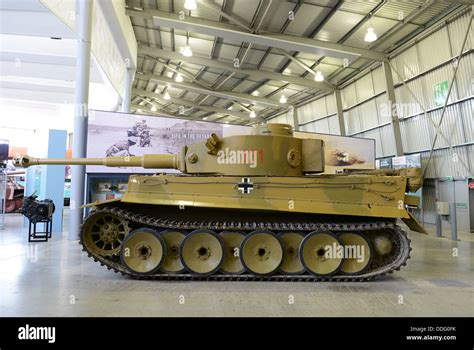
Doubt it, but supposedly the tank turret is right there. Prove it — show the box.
[14,123,324,176]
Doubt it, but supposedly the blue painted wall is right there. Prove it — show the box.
[24,130,67,233]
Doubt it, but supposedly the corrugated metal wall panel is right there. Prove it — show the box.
[400,114,433,153]
[421,150,437,178]
[345,108,361,135]
[355,73,375,101]
[327,115,340,135]
[360,128,383,159]
[460,99,474,142]
[453,52,473,99]
[375,94,389,123]
[300,123,314,133]
[299,103,313,124]
[272,114,287,124]
[432,149,449,178]
[394,79,425,118]
[421,64,460,109]
[342,83,357,108]
[430,103,467,149]
[378,125,396,157]
[358,99,379,130]
[326,94,337,115]
[314,118,329,134]
[313,98,328,119]
[431,147,471,178]
[468,144,474,175]
[418,27,452,71]
[372,67,386,94]
[391,45,421,84]
[422,180,437,224]
[447,10,472,55]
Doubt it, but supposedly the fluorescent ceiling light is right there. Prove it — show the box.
[279,95,287,104]
[314,70,324,82]
[364,27,377,42]
[184,0,197,10]
[182,45,193,57]
[249,110,257,119]
[163,92,171,100]
[175,74,183,83]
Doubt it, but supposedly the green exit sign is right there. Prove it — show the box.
[433,80,449,106]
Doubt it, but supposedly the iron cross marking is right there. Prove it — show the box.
[237,178,254,194]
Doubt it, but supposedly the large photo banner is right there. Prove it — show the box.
[294,131,375,174]
[86,110,249,173]
[86,111,375,174]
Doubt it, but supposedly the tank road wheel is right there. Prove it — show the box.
[160,230,186,274]
[180,230,224,276]
[279,232,305,275]
[220,231,246,274]
[81,211,129,257]
[338,233,373,275]
[300,232,342,277]
[120,228,165,275]
[241,230,284,276]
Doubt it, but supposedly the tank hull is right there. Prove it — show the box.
[117,173,410,220]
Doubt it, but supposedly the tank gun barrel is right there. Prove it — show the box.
[13,154,184,170]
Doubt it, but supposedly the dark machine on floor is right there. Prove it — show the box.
[13,123,426,280]
[19,193,55,242]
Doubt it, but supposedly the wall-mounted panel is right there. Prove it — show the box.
[341,83,358,108]
[345,108,361,135]
[355,73,375,102]
[358,99,379,130]
[327,115,340,135]
[418,27,452,71]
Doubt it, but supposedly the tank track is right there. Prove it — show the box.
[80,206,411,282]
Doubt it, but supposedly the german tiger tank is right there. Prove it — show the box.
[13,123,425,281]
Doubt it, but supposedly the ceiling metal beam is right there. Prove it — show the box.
[197,0,254,33]
[127,8,386,61]
[370,0,436,49]
[131,103,189,119]
[138,45,334,91]
[131,103,243,124]
[308,0,343,38]
[137,70,282,108]
[132,87,250,119]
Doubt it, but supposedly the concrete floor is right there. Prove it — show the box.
[0,211,473,317]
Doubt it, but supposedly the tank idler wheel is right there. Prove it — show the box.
[160,230,186,274]
[338,233,373,275]
[120,228,165,275]
[240,230,284,276]
[180,230,224,276]
[300,231,342,277]
[278,232,305,275]
[82,211,130,257]
[220,231,246,274]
